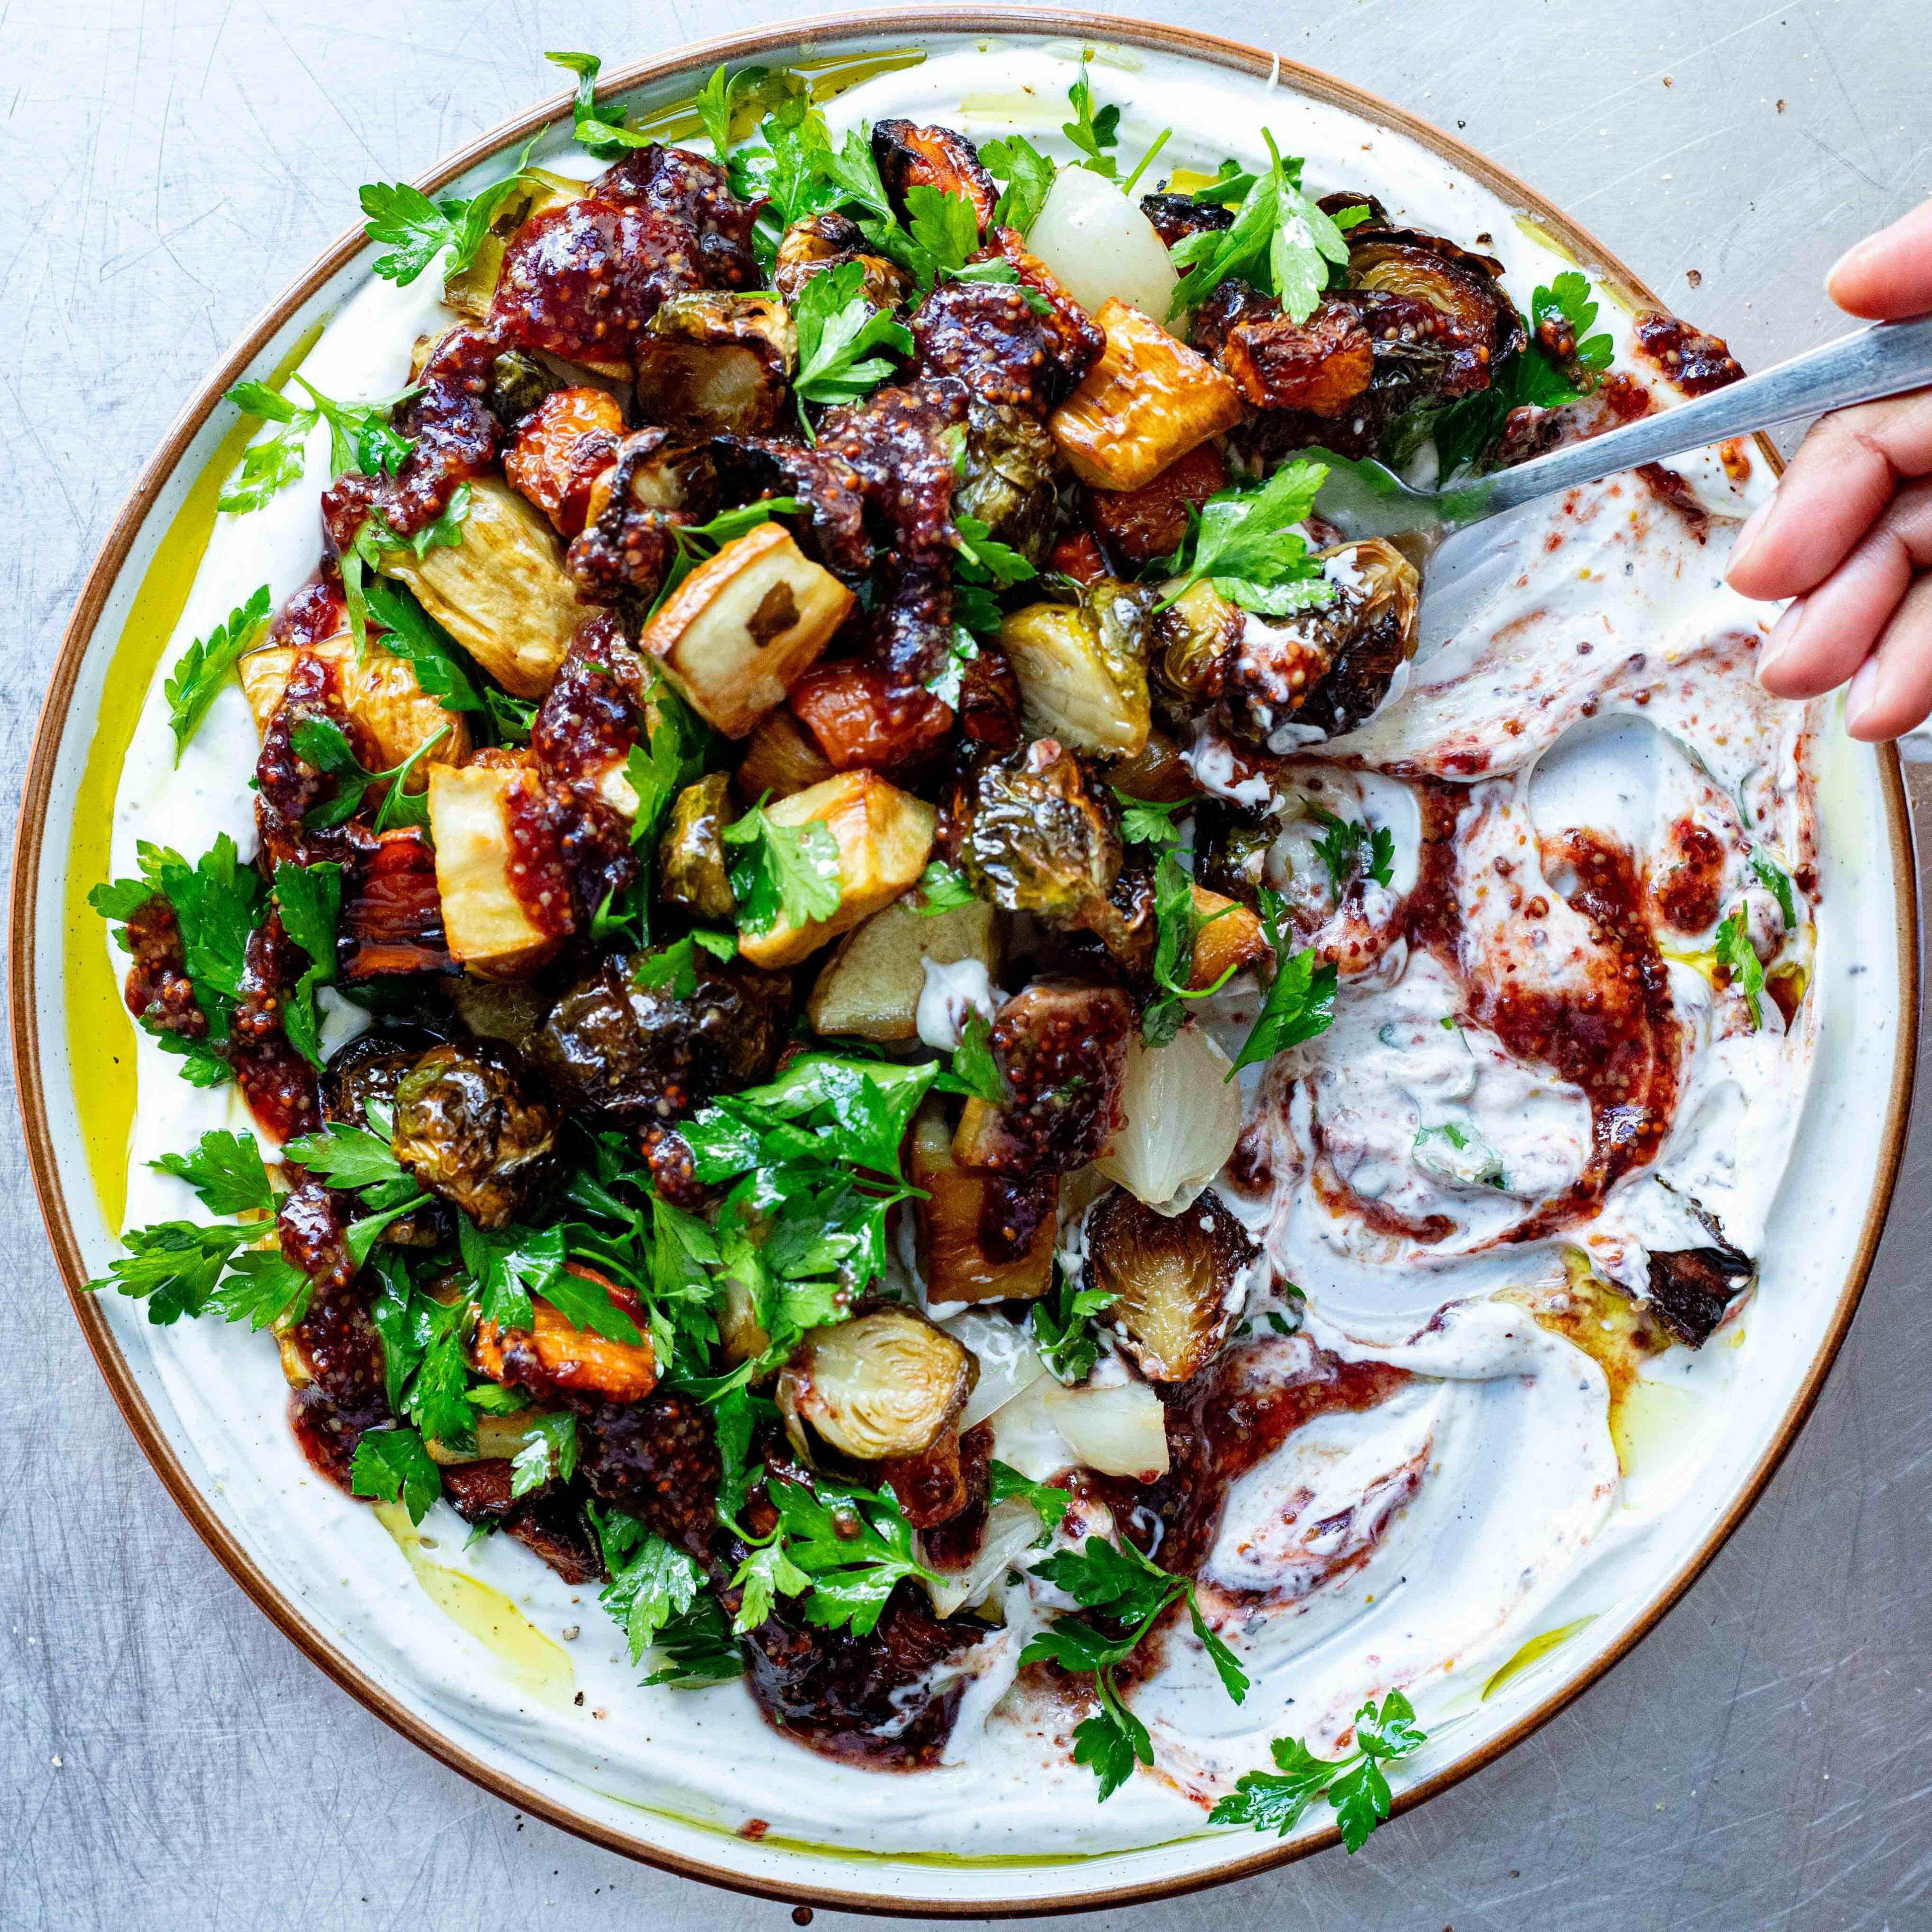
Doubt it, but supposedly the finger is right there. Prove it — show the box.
[1726,389,1932,599]
[1827,200,1932,320]
[1846,573,1932,740]
[1756,479,1932,696]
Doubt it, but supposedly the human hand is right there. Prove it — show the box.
[1727,200,1932,740]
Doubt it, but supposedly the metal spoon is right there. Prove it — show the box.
[1307,310,1932,540]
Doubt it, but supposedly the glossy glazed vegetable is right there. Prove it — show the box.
[940,738,1121,920]
[1027,163,1179,319]
[639,521,854,739]
[956,401,1060,569]
[239,635,469,779]
[911,1106,1058,1304]
[391,1038,560,1228]
[440,168,585,320]
[474,1287,659,1402]
[503,386,626,537]
[1048,300,1245,491]
[657,772,738,922]
[532,947,790,1123]
[632,292,799,436]
[737,705,838,801]
[772,210,911,310]
[1085,1182,1255,1383]
[426,761,564,976]
[777,1307,979,1461]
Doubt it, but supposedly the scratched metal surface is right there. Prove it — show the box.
[2,2,1928,1928]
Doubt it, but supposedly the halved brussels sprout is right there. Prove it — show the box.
[1192,801,1275,908]
[1084,1183,1256,1382]
[633,292,799,437]
[1345,228,1524,403]
[941,739,1121,920]
[391,1039,560,1229]
[1048,299,1245,492]
[998,585,1153,759]
[531,947,790,1124]
[773,210,911,310]
[957,401,1060,569]
[1152,579,1243,711]
[658,771,737,923]
[776,1307,979,1462]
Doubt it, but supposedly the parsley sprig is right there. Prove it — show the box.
[1308,807,1394,895]
[1160,460,1336,616]
[728,1477,938,1636]
[1167,131,1350,325]
[723,799,843,937]
[1714,906,1764,1029]
[290,713,449,834]
[982,133,1056,234]
[1030,1265,1117,1384]
[164,586,272,760]
[1021,1536,1249,1800]
[791,258,914,434]
[590,1503,743,1684]
[1209,1691,1427,1850]
[271,860,343,1072]
[359,137,541,287]
[220,373,419,515]
[1227,886,1338,1078]
[1142,849,1241,1047]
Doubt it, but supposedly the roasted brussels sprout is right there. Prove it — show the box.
[487,350,559,425]
[1345,227,1525,405]
[951,978,1133,1176]
[911,1106,1058,1302]
[568,426,721,609]
[658,771,737,922]
[777,1307,978,1462]
[1193,801,1275,909]
[772,210,912,311]
[1084,1184,1257,1382]
[633,292,799,437]
[1102,723,1196,804]
[391,1039,561,1228]
[956,401,1059,569]
[1048,299,1245,492]
[323,1023,449,1129]
[999,581,1153,759]
[1083,443,1226,571]
[1220,537,1420,743]
[448,975,549,1050]
[1152,578,1244,711]
[532,947,790,1124]
[940,738,1121,920]
[737,705,837,801]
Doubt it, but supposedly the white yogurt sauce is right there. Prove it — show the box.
[103,42,1822,1857]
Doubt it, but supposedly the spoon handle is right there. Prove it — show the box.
[1457,311,1932,520]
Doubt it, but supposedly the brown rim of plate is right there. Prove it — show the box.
[8,7,1919,1918]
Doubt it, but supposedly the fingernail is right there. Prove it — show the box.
[1845,653,1882,732]
[1727,495,1775,581]
[1757,599,1804,683]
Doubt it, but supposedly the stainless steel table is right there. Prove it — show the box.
[4,3,1927,1926]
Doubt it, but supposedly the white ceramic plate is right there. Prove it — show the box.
[13,10,1917,1914]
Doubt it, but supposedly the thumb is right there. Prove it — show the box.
[1827,200,1932,320]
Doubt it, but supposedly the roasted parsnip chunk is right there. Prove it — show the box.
[427,762,559,976]
[911,1106,1058,1304]
[999,591,1152,758]
[239,634,469,780]
[377,477,581,699]
[1084,1184,1256,1383]
[777,1307,977,1462]
[736,770,936,969]
[1048,299,1245,492]
[475,1295,658,1404]
[640,521,854,739]
[632,292,799,437]
[807,896,1001,1042]
[1188,885,1269,989]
